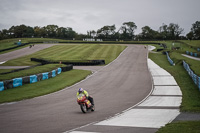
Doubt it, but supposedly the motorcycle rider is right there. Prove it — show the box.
[77,88,94,106]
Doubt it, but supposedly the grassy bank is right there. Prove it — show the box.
[157,121,200,133]
[0,69,91,103]
[0,64,66,80]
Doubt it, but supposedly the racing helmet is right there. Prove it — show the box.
[78,88,83,93]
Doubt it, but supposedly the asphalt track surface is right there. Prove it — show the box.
[0,45,152,133]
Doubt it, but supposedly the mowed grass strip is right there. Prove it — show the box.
[1,44,127,66]
[0,69,91,103]
[88,44,126,64]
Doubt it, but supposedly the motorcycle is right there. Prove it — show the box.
[77,93,95,113]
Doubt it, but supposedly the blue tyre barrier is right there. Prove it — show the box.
[0,81,4,91]
[13,78,23,88]
[0,66,72,92]
[42,72,49,80]
[30,75,38,83]
[166,52,175,66]
[57,68,62,74]
[52,70,56,77]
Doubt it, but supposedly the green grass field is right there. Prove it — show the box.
[1,44,126,66]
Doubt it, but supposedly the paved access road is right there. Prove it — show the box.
[0,45,152,133]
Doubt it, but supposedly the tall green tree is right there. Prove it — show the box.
[0,29,9,39]
[97,25,116,39]
[158,23,184,40]
[140,26,157,40]
[119,22,137,40]
[7,25,34,38]
[159,23,169,39]
[44,25,58,38]
[168,23,184,40]
[190,21,200,39]
[34,26,43,37]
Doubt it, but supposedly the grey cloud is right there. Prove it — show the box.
[0,0,200,35]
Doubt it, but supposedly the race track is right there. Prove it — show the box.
[0,44,56,62]
[0,45,152,133]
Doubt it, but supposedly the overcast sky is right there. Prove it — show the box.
[0,0,200,35]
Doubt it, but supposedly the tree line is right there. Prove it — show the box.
[0,21,199,40]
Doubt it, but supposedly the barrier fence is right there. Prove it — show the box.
[183,60,200,91]
[166,52,175,66]
[186,51,198,57]
[0,65,72,92]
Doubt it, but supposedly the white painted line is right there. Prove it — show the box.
[153,76,178,86]
[148,45,156,51]
[138,96,182,107]
[0,61,6,64]
[152,86,182,96]
[96,109,180,128]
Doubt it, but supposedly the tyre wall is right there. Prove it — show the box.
[31,58,105,66]
[0,65,72,92]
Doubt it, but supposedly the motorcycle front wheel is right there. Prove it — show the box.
[80,104,87,113]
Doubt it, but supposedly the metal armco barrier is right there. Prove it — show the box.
[166,52,175,66]
[0,65,73,92]
[183,60,200,91]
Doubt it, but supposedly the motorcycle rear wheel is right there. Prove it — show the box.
[91,105,95,112]
[80,104,87,113]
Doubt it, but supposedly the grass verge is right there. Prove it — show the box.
[0,64,66,80]
[0,69,91,103]
[157,121,200,133]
